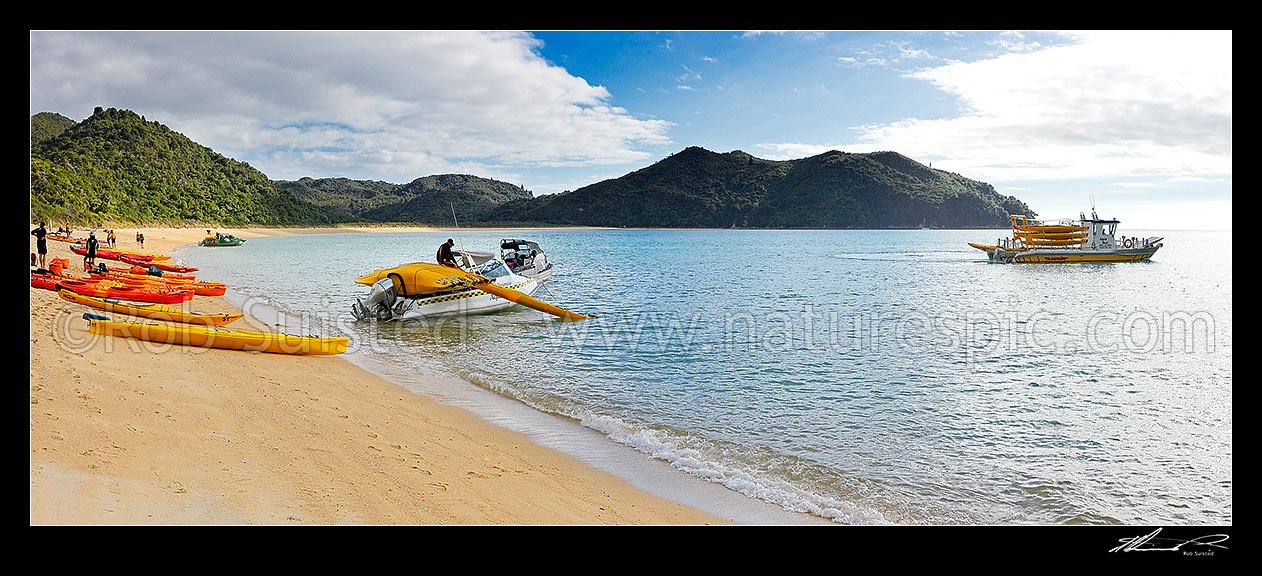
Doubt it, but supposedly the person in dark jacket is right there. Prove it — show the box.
[84,231,99,271]
[31,221,47,269]
[437,238,458,268]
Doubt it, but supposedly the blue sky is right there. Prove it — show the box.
[30,30,1231,229]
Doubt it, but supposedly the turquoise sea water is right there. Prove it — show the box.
[180,228,1232,525]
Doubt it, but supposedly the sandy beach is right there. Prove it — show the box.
[29,226,726,525]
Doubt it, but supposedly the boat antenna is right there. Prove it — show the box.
[450,201,468,255]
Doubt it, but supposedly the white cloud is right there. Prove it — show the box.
[30,30,673,182]
[755,142,846,160]
[846,31,1232,184]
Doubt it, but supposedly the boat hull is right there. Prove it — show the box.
[389,277,540,320]
[991,246,1160,263]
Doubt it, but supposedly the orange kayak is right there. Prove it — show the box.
[57,278,193,304]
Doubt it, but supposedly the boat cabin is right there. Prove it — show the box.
[1080,211,1120,250]
[500,239,548,274]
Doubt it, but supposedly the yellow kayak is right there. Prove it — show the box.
[88,318,349,355]
[59,289,242,326]
[1017,237,1088,246]
[1013,231,1087,240]
[1013,225,1087,234]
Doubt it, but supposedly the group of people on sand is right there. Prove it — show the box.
[30,221,145,272]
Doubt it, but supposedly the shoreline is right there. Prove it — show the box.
[207,260,825,525]
[29,226,737,524]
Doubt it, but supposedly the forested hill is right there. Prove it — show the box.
[486,147,1034,228]
[30,112,75,145]
[29,107,349,226]
[30,108,1032,229]
[276,174,534,224]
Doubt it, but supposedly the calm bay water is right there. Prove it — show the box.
[181,228,1232,525]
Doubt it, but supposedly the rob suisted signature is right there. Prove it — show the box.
[1109,528,1229,554]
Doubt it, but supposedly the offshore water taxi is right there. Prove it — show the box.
[969,211,1163,263]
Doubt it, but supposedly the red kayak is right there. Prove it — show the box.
[119,255,198,273]
[51,278,111,296]
[31,274,60,291]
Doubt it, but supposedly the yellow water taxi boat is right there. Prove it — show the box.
[972,211,1163,263]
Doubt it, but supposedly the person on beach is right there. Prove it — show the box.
[31,221,48,269]
[437,238,458,268]
[138,232,145,248]
[108,229,116,248]
[84,231,99,271]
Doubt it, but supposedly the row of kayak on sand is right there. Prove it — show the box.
[68,244,201,273]
[33,246,348,355]
[55,289,347,355]
[32,258,224,304]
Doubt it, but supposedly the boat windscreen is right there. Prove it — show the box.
[474,260,509,278]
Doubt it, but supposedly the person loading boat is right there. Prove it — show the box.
[437,238,458,268]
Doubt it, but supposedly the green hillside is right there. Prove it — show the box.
[487,147,1034,228]
[29,107,349,227]
[277,174,534,225]
[31,112,76,145]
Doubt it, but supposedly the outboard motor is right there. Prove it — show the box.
[352,277,399,320]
